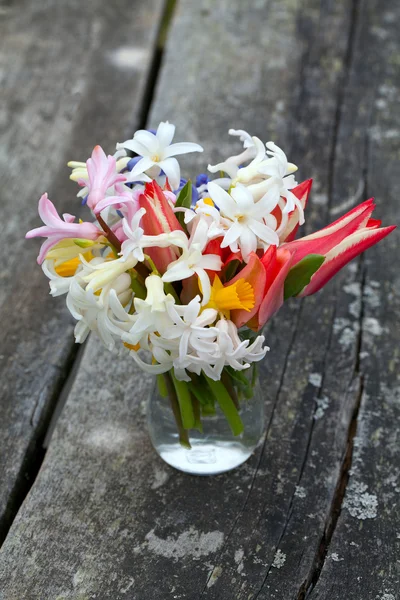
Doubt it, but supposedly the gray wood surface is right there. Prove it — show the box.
[0,0,164,544]
[310,0,400,597]
[0,0,398,598]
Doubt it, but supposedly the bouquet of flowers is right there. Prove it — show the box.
[26,123,394,448]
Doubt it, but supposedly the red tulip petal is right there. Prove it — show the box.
[249,248,295,329]
[283,199,377,266]
[299,225,396,296]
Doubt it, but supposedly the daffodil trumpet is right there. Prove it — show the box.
[26,122,395,445]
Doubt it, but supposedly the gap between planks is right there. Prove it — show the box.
[0,0,178,551]
[296,0,367,594]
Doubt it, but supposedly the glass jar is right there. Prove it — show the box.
[146,370,265,476]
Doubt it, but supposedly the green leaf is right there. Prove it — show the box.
[129,272,146,300]
[205,376,244,436]
[164,281,180,304]
[284,254,325,300]
[224,259,241,282]
[175,180,192,229]
[225,366,249,387]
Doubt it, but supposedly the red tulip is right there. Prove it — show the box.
[139,181,184,273]
[282,199,395,296]
[246,246,295,330]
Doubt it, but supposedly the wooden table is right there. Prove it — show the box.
[0,1,399,598]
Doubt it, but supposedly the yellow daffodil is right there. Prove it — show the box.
[203,274,254,319]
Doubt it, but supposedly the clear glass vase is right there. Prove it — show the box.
[146,369,265,476]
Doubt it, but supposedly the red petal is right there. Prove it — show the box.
[283,199,377,266]
[142,181,183,234]
[248,247,295,330]
[299,225,396,296]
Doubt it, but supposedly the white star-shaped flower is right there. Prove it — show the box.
[207,181,279,261]
[257,142,303,222]
[117,121,203,190]
[160,219,222,304]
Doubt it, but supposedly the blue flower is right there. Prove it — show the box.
[196,173,209,187]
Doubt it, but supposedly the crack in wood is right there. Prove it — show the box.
[296,81,371,598]
[0,0,176,552]
[253,300,339,599]
[137,0,177,130]
[327,0,361,214]
[298,376,365,600]
[199,302,305,597]
[0,340,80,548]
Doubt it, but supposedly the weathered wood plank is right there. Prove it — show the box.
[0,0,165,543]
[0,0,398,598]
[309,0,400,596]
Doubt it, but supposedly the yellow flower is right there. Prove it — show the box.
[203,274,254,319]
[54,251,93,277]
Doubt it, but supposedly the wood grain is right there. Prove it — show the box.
[0,0,398,598]
[0,0,164,543]
[309,0,400,596]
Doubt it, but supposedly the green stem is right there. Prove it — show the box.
[163,373,191,448]
[191,394,203,433]
[157,374,168,397]
[221,371,240,410]
[96,214,122,253]
[205,376,244,436]
[171,370,195,430]
[143,254,160,275]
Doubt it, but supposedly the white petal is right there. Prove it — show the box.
[163,142,203,158]
[179,330,191,359]
[197,309,218,327]
[134,130,160,153]
[283,174,297,190]
[239,228,257,261]
[162,263,194,282]
[196,268,212,304]
[220,221,243,248]
[181,296,198,321]
[116,139,148,155]
[231,184,254,212]
[248,219,279,246]
[129,155,155,179]
[253,182,281,215]
[198,254,222,271]
[156,121,176,147]
[157,157,180,190]
[131,351,172,374]
[173,365,191,382]
[207,161,238,179]
[207,182,237,219]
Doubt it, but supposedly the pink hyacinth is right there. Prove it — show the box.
[81,145,127,213]
[26,193,102,264]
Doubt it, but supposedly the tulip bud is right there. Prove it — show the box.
[139,181,184,273]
